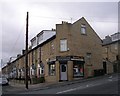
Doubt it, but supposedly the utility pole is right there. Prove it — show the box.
[25,12,29,89]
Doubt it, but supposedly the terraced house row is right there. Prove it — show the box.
[2,17,119,84]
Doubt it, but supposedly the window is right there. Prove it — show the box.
[105,47,108,53]
[32,40,36,47]
[37,32,43,44]
[86,53,92,59]
[38,34,43,44]
[114,44,118,50]
[31,38,36,48]
[73,61,84,77]
[49,64,55,76]
[60,39,67,52]
[81,24,86,34]
[41,68,44,74]
[50,41,54,55]
[111,33,120,41]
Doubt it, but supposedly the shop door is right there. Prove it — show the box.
[60,64,67,80]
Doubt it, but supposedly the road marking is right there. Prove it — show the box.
[56,84,93,94]
[56,88,78,94]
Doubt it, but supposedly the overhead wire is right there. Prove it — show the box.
[3,15,117,66]
[8,24,25,61]
[30,15,118,23]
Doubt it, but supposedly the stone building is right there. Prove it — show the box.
[29,17,103,82]
[102,32,120,74]
[2,17,103,83]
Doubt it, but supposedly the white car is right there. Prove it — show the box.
[0,76,9,85]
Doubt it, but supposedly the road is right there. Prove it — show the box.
[58,79,119,94]
[2,73,120,95]
[21,74,119,94]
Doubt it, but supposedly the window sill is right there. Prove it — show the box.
[59,50,69,53]
[81,33,87,36]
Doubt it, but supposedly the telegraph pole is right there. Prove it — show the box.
[25,12,29,89]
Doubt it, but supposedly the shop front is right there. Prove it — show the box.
[57,56,85,81]
[47,56,85,82]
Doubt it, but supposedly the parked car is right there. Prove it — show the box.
[0,75,9,85]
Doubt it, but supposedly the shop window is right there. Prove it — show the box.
[49,64,56,76]
[73,61,84,77]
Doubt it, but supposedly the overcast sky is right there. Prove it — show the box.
[1,0,119,68]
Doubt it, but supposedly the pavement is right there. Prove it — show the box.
[3,73,118,94]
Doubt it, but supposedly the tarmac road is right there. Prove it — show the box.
[20,74,119,94]
[2,73,119,95]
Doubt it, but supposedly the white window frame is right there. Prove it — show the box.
[81,24,86,35]
[50,41,54,55]
[105,47,108,53]
[38,34,43,44]
[114,44,118,50]
[31,39,36,48]
[49,64,56,76]
[60,39,67,52]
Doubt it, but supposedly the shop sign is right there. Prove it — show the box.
[71,56,84,61]
[47,58,56,64]
[56,56,71,61]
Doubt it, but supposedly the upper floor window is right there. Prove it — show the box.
[50,41,54,55]
[111,33,120,41]
[81,24,86,35]
[114,44,118,50]
[86,52,91,59]
[37,32,43,44]
[60,39,67,52]
[31,38,36,48]
[105,47,108,53]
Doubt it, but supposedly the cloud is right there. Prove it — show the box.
[1,2,118,67]
[90,22,118,39]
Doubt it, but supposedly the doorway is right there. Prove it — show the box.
[60,64,67,80]
[103,61,107,74]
